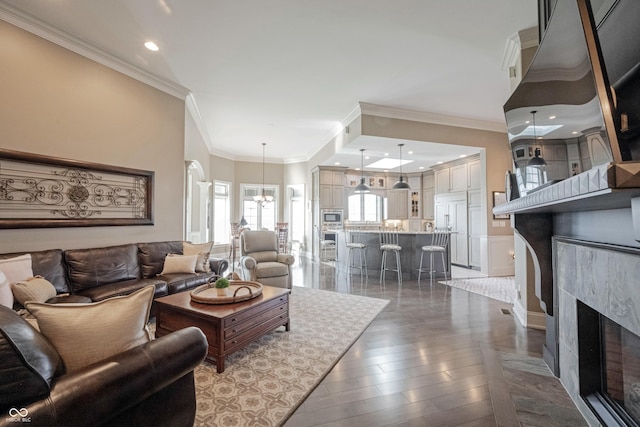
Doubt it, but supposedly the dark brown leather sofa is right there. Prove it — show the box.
[0,241,229,309]
[0,305,207,427]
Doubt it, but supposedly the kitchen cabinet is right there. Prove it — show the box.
[386,189,408,219]
[435,192,468,267]
[422,172,434,219]
[450,163,468,192]
[319,185,344,209]
[434,168,450,194]
[467,159,481,190]
[317,167,345,209]
[468,189,482,268]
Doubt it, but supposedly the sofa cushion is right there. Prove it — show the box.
[250,250,278,263]
[0,250,71,294]
[183,242,213,273]
[160,254,198,275]
[64,244,140,292]
[0,273,11,309]
[137,241,183,278]
[242,230,278,253]
[0,305,63,409]
[12,276,58,305]
[26,285,155,373]
[75,278,168,302]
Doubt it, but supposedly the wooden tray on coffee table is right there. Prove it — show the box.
[190,280,263,304]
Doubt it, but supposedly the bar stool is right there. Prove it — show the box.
[345,228,367,277]
[320,234,337,261]
[379,228,402,283]
[417,228,449,284]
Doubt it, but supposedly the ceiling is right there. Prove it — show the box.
[0,0,537,172]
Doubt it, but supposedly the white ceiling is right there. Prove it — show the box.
[0,0,537,172]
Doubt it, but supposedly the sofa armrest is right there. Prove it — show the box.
[13,327,207,427]
[277,254,295,265]
[208,257,228,276]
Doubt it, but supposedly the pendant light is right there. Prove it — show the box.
[354,148,371,193]
[392,143,410,189]
[253,142,274,207]
[527,111,547,168]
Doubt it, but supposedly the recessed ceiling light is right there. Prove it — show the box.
[437,161,443,164]
[384,152,389,156]
[144,41,159,51]
[408,151,414,155]
[365,156,370,160]
[572,131,578,134]
[419,166,424,170]
[355,167,360,171]
[459,155,466,158]
[384,169,389,172]
[334,162,340,165]
[549,115,556,120]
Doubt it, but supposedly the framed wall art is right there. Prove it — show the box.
[493,191,509,219]
[0,149,154,228]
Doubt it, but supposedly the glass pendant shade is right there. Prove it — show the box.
[392,143,411,190]
[354,149,371,193]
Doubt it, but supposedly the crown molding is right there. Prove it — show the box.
[359,102,506,133]
[185,94,215,153]
[0,4,190,100]
[501,27,539,70]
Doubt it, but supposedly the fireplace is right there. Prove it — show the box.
[556,237,640,426]
[578,301,640,425]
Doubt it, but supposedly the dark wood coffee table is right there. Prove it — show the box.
[155,285,290,373]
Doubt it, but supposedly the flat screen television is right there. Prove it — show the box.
[503,0,628,197]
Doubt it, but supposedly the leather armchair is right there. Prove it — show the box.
[239,230,295,289]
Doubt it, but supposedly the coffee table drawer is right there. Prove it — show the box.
[223,293,289,328]
[224,311,289,353]
[224,302,288,339]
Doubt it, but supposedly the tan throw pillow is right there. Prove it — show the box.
[183,242,213,273]
[0,254,34,308]
[12,276,57,305]
[159,254,198,275]
[26,285,154,373]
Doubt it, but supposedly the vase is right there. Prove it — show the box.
[216,288,228,297]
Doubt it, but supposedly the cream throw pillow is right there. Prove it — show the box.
[12,276,57,305]
[26,285,154,373]
[183,242,213,273]
[0,272,11,309]
[159,254,198,275]
[0,254,34,308]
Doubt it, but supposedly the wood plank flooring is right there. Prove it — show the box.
[284,260,586,427]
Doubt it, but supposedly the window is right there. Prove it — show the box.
[212,181,230,244]
[288,185,305,242]
[347,193,383,222]
[241,184,278,230]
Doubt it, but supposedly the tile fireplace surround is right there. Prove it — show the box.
[556,238,640,425]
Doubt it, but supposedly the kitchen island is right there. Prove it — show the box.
[335,230,451,281]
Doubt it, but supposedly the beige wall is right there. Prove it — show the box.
[0,20,186,253]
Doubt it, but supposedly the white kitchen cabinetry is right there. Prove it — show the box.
[435,192,468,267]
[317,168,345,209]
[449,163,468,192]
[468,189,482,268]
[467,159,481,190]
[386,189,408,219]
[434,168,450,194]
[422,172,434,219]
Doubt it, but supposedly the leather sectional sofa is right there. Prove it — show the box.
[0,304,208,427]
[0,240,229,311]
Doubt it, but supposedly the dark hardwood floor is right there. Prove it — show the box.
[284,259,586,427]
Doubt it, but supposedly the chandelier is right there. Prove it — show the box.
[254,142,274,207]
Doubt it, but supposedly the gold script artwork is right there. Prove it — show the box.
[0,149,153,228]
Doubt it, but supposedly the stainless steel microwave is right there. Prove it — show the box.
[321,210,343,225]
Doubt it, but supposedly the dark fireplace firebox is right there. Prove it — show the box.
[579,301,640,426]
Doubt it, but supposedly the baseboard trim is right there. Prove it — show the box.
[512,300,546,330]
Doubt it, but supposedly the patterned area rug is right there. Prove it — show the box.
[191,286,389,426]
[442,276,516,303]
